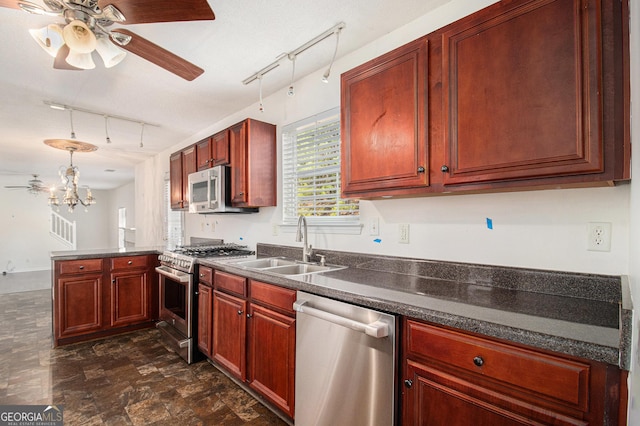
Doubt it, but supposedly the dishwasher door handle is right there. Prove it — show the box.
[293,299,389,338]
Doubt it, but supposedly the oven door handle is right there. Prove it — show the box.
[155,266,192,283]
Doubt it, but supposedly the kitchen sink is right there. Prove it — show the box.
[232,258,297,269]
[263,263,346,276]
[230,257,346,276]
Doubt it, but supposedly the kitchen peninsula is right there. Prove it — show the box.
[51,243,631,424]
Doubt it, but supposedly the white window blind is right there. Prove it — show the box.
[164,180,184,248]
[282,108,358,225]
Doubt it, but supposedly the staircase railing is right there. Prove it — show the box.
[50,210,76,250]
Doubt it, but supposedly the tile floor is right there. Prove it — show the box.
[0,272,287,425]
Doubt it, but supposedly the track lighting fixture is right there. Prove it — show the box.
[288,54,296,97]
[104,116,111,143]
[322,28,341,83]
[242,22,346,98]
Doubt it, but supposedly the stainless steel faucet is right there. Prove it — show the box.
[295,215,313,262]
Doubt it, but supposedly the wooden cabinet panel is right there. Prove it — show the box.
[402,318,622,425]
[214,270,247,297]
[341,37,429,196]
[441,0,602,185]
[212,130,230,166]
[196,137,213,170]
[182,145,197,209]
[59,258,103,275]
[213,290,247,381]
[247,303,296,418]
[198,265,213,286]
[404,360,584,426]
[53,255,157,346]
[229,119,276,207]
[169,151,184,209]
[110,269,150,327]
[197,283,213,358]
[406,320,589,410]
[111,255,148,270]
[249,280,296,315]
[56,275,103,338]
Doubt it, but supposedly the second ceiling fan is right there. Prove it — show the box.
[0,0,215,80]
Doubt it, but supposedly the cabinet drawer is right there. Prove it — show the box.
[59,259,103,275]
[405,320,589,410]
[250,280,296,315]
[111,256,148,270]
[199,266,214,286]
[214,271,247,297]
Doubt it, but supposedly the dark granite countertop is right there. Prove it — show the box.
[199,243,632,370]
[50,243,632,370]
[50,246,165,261]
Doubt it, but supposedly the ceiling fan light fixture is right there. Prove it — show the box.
[65,49,95,70]
[109,31,132,46]
[96,37,126,68]
[29,24,64,57]
[63,20,97,54]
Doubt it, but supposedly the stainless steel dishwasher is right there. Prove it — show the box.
[293,291,397,425]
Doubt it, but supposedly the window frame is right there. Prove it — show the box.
[281,108,360,232]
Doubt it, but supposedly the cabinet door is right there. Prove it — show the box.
[213,290,247,380]
[197,283,213,358]
[212,129,230,166]
[110,269,150,327]
[56,274,103,338]
[247,304,296,418]
[404,360,536,426]
[229,121,248,205]
[196,137,213,170]
[182,145,197,209]
[341,37,429,196]
[169,151,184,209]
[441,0,602,185]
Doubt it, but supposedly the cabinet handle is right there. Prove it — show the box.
[112,279,115,284]
[79,265,84,270]
[239,192,244,196]
[473,356,484,367]
[127,260,132,265]
[237,310,243,315]
[404,379,413,388]
[246,313,252,318]
[417,166,425,173]
[441,165,449,173]
[195,291,199,296]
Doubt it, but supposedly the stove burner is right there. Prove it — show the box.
[173,243,255,258]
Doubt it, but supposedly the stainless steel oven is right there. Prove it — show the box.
[156,253,198,364]
[156,243,255,364]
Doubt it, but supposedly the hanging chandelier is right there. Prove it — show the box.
[44,139,97,212]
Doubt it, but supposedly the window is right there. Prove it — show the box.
[282,108,359,226]
[164,180,184,248]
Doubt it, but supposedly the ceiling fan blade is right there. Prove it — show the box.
[53,45,83,70]
[97,0,214,25]
[0,0,20,10]
[111,29,204,81]
[4,185,30,189]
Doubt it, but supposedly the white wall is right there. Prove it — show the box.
[134,0,639,420]
[0,175,111,271]
[107,181,135,247]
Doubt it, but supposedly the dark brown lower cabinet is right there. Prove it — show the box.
[56,273,103,339]
[402,318,625,425]
[53,255,158,346]
[212,289,247,380]
[208,272,296,421]
[197,282,213,358]
[247,302,296,418]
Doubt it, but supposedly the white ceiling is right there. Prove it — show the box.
[0,0,446,190]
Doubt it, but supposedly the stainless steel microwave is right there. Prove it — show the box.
[188,165,258,214]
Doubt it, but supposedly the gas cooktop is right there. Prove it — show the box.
[172,243,255,258]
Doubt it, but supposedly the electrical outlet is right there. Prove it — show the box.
[272,224,279,236]
[399,223,410,244]
[369,217,379,236]
[587,222,611,252]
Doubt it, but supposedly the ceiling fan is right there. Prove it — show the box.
[4,174,50,194]
[0,0,215,80]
